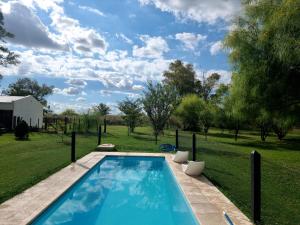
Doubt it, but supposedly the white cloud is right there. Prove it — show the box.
[99,90,141,99]
[2,49,172,86]
[201,69,232,84]
[175,32,206,50]
[2,2,67,50]
[53,87,85,96]
[49,101,91,113]
[76,97,86,102]
[132,85,144,91]
[1,0,108,55]
[78,5,105,17]
[132,35,169,59]
[66,79,87,87]
[210,41,223,55]
[139,0,241,24]
[129,14,136,19]
[116,33,133,45]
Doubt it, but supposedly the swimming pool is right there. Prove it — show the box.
[31,156,200,225]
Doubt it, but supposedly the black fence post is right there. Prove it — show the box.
[97,125,102,145]
[13,116,16,129]
[104,118,107,134]
[175,129,179,149]
[37,118,39,129]
[45,118,48,130]
[71,132,76,162]
[64,117,67,134]
[192,133,196,161]
[78,118,81,132]
[251,151,261,223]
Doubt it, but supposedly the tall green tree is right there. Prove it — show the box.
[198,98,215,140]
[60,109,78,117]
[175,94,202,131]
[0,12,20,82]
[224,85,248,141]
[118,98,142,134]
[3,78,53,105]
[224,0,300,140]
[142,82,178,144]
[93,103,111,117]
[197,73,221,101]
[163,60,197,96]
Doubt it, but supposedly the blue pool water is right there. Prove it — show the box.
[31,156,199,225]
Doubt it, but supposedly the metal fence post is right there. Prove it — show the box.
[104,118,107,133]
[71,132,76,162]
[192,133,196,161]
[64,117,67,134]
[97,125,102,145]
[251,151,261,223]
[175,129,179,149]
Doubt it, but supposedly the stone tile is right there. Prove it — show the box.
[196,212,228,225]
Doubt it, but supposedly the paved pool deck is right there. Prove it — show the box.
[0,152,252,225]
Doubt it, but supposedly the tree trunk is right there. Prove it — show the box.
[204,126,209,141]
[234,121,239,141]
[260,125,267,142]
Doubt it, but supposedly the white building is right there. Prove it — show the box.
[0,95,43,129]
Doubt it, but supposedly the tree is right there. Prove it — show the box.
[224,86,247,141]
[197,73,221,101]
[163,60,197,96]
[224,0,300,139]
[272,114,295,141]
[93,103,111,117]
[118,98,142,134]
[175,94,202,131]
[3,78,53,105]
[60,109,78,117]
[198,98,215,140]
[142,82,178,144]
[0,12,20,80]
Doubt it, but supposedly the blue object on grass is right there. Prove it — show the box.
[159,144,176,152]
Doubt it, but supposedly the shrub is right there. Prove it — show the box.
[15,120,29,139]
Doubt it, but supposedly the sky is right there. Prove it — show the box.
[0,0,241,113]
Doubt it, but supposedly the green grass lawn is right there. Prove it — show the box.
[0,126,299,225]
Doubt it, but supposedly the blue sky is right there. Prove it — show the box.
[0,0,241,113]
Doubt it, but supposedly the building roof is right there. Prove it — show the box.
[0,95,28,103]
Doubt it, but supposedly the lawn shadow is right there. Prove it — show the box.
[132,134,157,142]
[222,138,300,152]
[198,146,248,160]
[206,132,252,140]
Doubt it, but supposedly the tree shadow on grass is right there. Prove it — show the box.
[132,131,149,136]
[200,146,246,158]
[206,132,252,140]
[222,138,300,152]
[132,134,157,142]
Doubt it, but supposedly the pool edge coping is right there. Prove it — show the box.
[0,152,253,225]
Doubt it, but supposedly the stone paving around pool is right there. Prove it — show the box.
[0,152,252,225]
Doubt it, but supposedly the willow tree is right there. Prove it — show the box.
[224,0,300,140]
